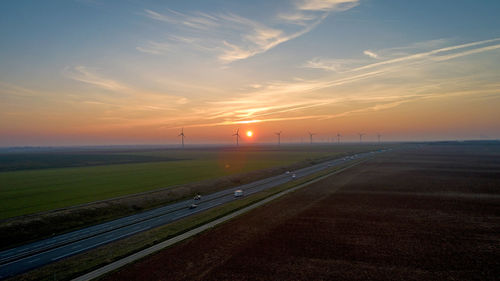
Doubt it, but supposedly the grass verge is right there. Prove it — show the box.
[7,159,366,281]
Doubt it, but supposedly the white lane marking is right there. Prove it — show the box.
[27,258,40,264]
[51,227,150,262]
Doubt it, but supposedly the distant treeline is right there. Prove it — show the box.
[0,153,182,172]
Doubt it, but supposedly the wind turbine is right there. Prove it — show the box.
[358,132,365,143]
[232,128,241,146]
[308,132,316,144]
[377,133,381,143]
[337,133,341,144]
[178,128,185,148]
[275,131,282,146]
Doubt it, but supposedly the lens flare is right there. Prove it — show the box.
[246,131,253,137]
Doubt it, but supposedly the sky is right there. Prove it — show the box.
[1,0,499,146]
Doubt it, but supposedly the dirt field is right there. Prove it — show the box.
[103,142,500,281]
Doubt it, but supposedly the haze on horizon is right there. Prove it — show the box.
[1,0,499,146]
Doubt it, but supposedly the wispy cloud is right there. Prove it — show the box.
[380,38,449,56]
[303,57,362,72]
[363,50,379,59]
[139,1,357,63]
[171,37,500,128]
[172,96,419,129]
[304,38,500,74]
[432,43,500,61]
[351,37,500,72]
[277,12,317,25]
[297,0,359,11]
[177,85,500,130]
[136,40,172,55]
[144,9,219,30]
[144,9,175,23]
[63,66,127,91]
[63,65,189,111]
[217,13,327,62]
[0,81,38,98]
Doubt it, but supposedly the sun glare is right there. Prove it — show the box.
[246,130,253,137]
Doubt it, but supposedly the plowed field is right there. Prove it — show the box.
[103,143,500,281]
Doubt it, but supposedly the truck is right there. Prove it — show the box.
[234,189,244,197]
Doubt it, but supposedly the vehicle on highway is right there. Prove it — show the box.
[285,171,290,174]
[234,190,244,197]
[189,203,198,209]
[292,173,296,179]
[194,194,202,200]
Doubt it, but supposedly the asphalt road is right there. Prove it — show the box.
[0,149,387,279]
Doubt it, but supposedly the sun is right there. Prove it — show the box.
[246,130,253,137]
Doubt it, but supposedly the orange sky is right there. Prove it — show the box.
[1,1,499,146]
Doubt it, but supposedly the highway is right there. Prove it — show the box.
[0,149,387,279]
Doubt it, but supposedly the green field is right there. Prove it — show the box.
[0,145,385,219]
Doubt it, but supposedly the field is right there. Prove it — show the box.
[0,145,383,220]
[102,142,500,281]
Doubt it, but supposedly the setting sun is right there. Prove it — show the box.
[246,131,253,137]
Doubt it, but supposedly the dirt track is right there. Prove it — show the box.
[103,143,500,281]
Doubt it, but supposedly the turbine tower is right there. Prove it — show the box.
[232,128,241,146]
[337,133,341,144]
[178,128,185,148]
[308,132,316,144]
[275,131,282,146]
[377,133,381,143]
[358,132,365,143]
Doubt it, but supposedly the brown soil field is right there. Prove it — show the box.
[102,143,500,281]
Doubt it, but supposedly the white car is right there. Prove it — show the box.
[194,194,202,200]
[234,190,244,197]
[189,203,198,209]
[285,171,290,174]
[292,173,296,179]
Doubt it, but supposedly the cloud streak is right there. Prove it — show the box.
[63,65,189,113]
[63,66,127,91]
[351,37,500,72]
[171,37,500,129]
[136,41,172,55]
[363,50,379,59]
[0,81,38,98]
[144,9,219,30]
[217,13,327,62]
[79,36,500,132]
[297,0,359,11]
[140,1,358,63]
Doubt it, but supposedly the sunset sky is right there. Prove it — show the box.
[1,0,499,146]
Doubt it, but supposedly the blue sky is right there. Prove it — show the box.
[1,0,499,145]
